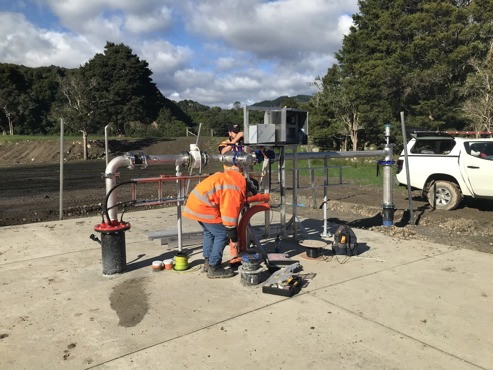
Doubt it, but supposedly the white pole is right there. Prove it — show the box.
[105,125,111,167]
[59,118,64,220]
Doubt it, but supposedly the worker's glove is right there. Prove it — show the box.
[247,193,270,204]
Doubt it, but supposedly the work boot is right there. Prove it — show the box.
[207,263,234,279]
[203,258,210,273]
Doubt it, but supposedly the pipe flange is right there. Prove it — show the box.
[94,221,131,233]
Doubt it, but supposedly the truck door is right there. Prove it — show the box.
[461,141,493,197]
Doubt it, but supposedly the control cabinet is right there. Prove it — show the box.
[243,106,308,145]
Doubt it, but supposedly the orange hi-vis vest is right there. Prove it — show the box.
[182,171,246,227]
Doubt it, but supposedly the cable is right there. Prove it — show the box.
[103,180,136,223]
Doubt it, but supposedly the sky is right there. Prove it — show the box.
[0,0,358,109]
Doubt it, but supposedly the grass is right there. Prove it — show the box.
[0,135,106,143]
[268,157,399,187]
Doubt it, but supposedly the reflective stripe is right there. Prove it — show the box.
[183,206,215,220]
[222,215,238,223]
[203,184,241,198]
[192,189,216,207]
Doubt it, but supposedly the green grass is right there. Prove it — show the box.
[0,135,107,143]
[269,157,399,187]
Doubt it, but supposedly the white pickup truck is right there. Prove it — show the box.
[396,132,493,210]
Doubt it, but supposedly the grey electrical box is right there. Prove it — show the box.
[243,106,308,145]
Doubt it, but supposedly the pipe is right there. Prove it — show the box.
[382,124,395,227]
[208,151,257,168]
[104,155,133,222]
[104,152,191,222]
[285,149,387,160]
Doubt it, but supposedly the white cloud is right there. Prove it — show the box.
[0,12,97,68]
[0,0,359,108]
[125,7,173,34]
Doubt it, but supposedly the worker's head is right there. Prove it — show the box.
[228,123,240,138]
[246,177,258,196]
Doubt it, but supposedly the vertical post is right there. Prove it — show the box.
[292,145,298,238]
[176,165,183,252]
[400,112,415,224]
[310,167,316,209]
[279,146,286,236]
[59,118,64,220]
[321,157,331,238]
[105,125,111,167]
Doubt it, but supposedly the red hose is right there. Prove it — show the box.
[229,203,271,258]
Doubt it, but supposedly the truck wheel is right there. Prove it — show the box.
[427,181,462,210]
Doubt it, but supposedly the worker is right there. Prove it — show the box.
[218,123,244,171]
[183,170,258,278]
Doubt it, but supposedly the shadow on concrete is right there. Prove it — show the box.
[126,245,203,272]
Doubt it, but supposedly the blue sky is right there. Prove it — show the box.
[0,0,358,108]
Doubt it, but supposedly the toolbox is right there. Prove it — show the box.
[262,276,303,297]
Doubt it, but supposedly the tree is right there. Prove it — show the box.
[310,65,363,151]
[323,0,493,145]
[0,65,31,135]
[461,40,493,135]
[81,42,163,135]
[55,69,102,159]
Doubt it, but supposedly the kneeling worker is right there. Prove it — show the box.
[183,170,258,278]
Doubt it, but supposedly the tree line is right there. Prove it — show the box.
[0,42,240,139]
[310,0,493,151]
[1,1,492,153]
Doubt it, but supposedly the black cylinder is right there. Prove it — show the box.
[306,247,320,258]
[100,230,127,275]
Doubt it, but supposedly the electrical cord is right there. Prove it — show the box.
[103,180,136,223]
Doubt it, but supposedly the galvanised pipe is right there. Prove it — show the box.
[285,149,388,160]
[208,151,257,167]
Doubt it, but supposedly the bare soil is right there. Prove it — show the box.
[1,138,492,254]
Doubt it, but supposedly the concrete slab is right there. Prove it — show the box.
[0,208,491,369]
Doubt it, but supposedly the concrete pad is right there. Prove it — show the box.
[0,208,491,369]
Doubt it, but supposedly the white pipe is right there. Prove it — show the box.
[105,156,133,221]
[104,152,190,222]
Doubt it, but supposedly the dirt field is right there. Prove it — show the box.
[1,137,492,254]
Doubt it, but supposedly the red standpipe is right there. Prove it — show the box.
[229,193,270,261]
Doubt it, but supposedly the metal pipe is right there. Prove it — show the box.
[208,151,257,167]
[104,152,191,221]
[104,155,133,222]
[176,164,183,251]
[382,124,395,227]
[285,150,387,160]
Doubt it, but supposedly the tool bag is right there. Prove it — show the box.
[332,225,358,256]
